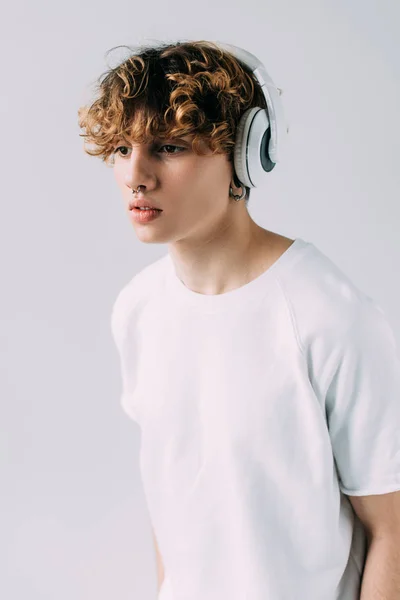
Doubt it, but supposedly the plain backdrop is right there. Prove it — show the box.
[1,0,399,598]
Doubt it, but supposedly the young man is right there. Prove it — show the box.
[79,40,400,599]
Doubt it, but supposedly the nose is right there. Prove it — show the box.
[123,147,156,192]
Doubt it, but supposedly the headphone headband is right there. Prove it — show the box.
[214,41,287,167]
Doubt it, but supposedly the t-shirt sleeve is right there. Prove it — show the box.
[110,283,141,424]
[325,298,400,496]
[110,288,126,350]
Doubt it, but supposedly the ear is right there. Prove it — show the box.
[232,171,243,189]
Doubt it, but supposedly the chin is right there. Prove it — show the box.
[132,227,172,244]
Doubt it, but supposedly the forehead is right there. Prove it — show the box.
[119,132,194,143]
[120,107,205,146]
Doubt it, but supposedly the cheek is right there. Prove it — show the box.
[187,159,227,189]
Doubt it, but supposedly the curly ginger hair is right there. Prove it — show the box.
[77,39,272,206]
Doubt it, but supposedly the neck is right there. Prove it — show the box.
[167,207,273,296]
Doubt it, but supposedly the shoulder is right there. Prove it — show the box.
[278,240,380,344]
[110,253,169,347]
[275,241,395,399]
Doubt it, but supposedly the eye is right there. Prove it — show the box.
[113,144,185,157]
[158,144,185,155]
[113,145,129,156]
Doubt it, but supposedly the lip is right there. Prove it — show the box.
[129,198,162,210]
[129,207,163,224]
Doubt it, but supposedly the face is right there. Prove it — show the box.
[112,133,238,246]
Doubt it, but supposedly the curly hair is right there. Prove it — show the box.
[77,39,271,206]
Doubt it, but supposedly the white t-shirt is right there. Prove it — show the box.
[111,237,400,600]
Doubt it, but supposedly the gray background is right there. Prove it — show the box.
[2,0,399,598]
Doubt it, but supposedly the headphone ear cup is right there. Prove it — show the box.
[233,108,257,189]
[234,107,275,188]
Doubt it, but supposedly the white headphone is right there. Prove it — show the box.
[214,40,288,189]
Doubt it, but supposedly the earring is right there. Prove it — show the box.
[229,184,246,201]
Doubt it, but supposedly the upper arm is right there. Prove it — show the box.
[348,489,400,540]
[152,526,165,586]
[325,299,400,496]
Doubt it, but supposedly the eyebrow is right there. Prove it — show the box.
[155,136,192,144]
[116,136,191,145]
